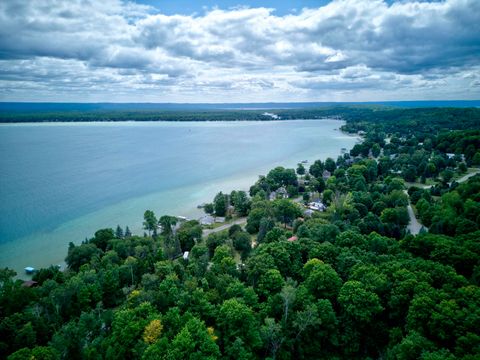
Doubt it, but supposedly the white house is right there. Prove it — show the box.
[199,215,214,226]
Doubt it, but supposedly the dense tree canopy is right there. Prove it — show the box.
[2,106,480,359]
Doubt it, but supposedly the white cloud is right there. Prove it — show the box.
[0,0,479,102]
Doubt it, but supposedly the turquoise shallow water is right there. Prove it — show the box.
[0,120,358,275]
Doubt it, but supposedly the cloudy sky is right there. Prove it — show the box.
[0,0,479,102]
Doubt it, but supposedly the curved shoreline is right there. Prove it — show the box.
[0,120,359,278]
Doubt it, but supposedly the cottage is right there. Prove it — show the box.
[199,215,214,226]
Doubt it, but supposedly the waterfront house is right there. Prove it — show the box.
[200,215,214,226]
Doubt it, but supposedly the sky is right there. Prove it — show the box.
[0,0,479,103]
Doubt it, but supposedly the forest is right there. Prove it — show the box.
[1,107,480,359]
[0,105,479,125]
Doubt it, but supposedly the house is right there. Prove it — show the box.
[322,170,331,180]
[22,280,38,288]
[446,153,465,161]
[215,217,226,223]
[199,215,214,226]
[308,201,326,212]
[287,235,298,242]
[269,186,288,200]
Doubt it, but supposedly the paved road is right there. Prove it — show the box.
[414,168,480,190]
[403,190,426,235]
[453,168,480,185]
[406,202,425,235]
[202,217,247,237]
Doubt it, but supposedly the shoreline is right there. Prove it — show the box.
[0,120,359,278]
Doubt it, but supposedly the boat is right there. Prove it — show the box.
[24,267,36,274]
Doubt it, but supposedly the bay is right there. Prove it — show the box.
[0,120,358,275]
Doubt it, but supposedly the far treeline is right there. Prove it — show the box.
[0,105,480,125]
[1,106,480,360]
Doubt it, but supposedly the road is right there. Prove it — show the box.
[453,168,480,185]
[202,217,247,237]
[403,190,426,235]
[201,196,305,237]
[402,169,480,235]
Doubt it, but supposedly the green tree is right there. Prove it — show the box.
[214,192,228,217]
[309,160,324,178]
[168,318,220,360]
[176,220,202,252]
[143,210,158,236]
[65,243,102,271]
[338,281,383,323]
[303,259,342,299]
[90,228,115,251]
[233,232,252,261]
[158,215,178,237]
[231,191,251,216]
[372,143,381,157]
[217,299,262,355]
[325,157,336,173]
[115,225,124,239]
[297,163,306,176]
[273,199,302,228]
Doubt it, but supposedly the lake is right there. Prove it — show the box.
[0,120,358,275]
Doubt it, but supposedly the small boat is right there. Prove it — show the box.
[24,267,36,274]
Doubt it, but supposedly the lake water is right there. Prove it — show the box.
[0,120,358,276]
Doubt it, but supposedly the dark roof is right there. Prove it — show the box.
[22,280,38,288]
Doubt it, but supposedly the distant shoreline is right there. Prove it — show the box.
[1,103,480,123]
